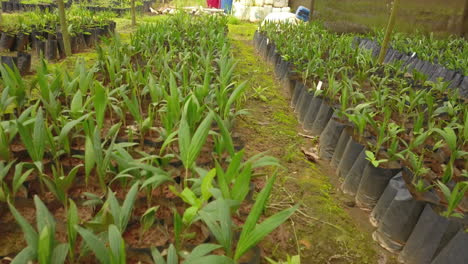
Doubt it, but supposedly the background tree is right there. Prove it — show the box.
[462,0,468,38]
[57,0,72,56]
[309,0,315,16]
[131,0,136,26]
[378,0,400,64]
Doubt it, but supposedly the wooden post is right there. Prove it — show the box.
[377,0,400,64]
[309,0,315,15]
[57,0,72,56]
[131,0,136,26]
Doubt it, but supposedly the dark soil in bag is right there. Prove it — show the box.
[318,114,347,160]
[14,32,30,52]
[35,40,46,57]
[355,162,401,210]
[0,56,17,70]
[17,52,31,74]
[45,39,58,60]
[56,32,66,59]
[341,149,369,196]
[398,204,462,264]
[0,32,16,51]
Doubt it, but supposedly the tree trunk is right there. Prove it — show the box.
[131,0,136,26]
[309,0,315,15]
[57,0,72,56]
[462,0,468,38]
[378,0,400,64]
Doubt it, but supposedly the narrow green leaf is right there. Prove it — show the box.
[75,226,110,264]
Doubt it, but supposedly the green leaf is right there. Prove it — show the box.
[201,169,216,202]
[178,110,191,169]
[67,199,78,255]
[180,188,200,207]
[84,134,96,181]
[76,225,110,264]
[151,247,166,264]
[93,81,107,129]
[51,243,69,264]
[184,244,222,262]
[120,182,139,232]
[199,199,232,255]
[182,206,199,225]
[140,173,173,190]
[8,201,38,250]
[108,225,125,264]
[231,163,252,204]
[58,114,90,144]
[167,244,178,264]
[34,195,56,235]
[188,111,214,167]
[235,205,297,260]
[13,164,33,195]
[213,113,235,156]
[38,226,52,264]
[235,173,278,260]
[224,81,247,118]
[11,247,36,264]
[70,90,83,117]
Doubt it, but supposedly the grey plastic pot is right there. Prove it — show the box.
[341,149,369,196]
[372,184,425,253]
[318,113,347,160]
[399,204,462,264]
[17,52,31,75]
[294,86,307,114]
[458,76,468,98]
[330,129,351,168]
[298,91,315,123]
[372,180,424,252]
[45,39,58,60]
[370,172,405,227]
[355,162,402,210]
[308,102,334,136]
[282,74,296,97]
[337,135,365,178]
[430,229,468,264]
[302,96,324,133]
[291,81,303,109]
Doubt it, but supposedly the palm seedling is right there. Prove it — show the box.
[8,196,69,264]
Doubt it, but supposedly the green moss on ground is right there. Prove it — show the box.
[228,22,392,263]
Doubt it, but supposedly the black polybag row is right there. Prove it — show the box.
[354,37,468,98]
[254,31,468,263]
[0,21,116,75]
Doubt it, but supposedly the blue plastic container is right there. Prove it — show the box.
[295,6,310,22]
[221,0,233,13]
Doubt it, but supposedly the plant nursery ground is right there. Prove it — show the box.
[227,23,397,263]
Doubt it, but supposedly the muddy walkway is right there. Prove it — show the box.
[228,23,397,264]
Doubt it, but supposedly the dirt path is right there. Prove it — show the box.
[228,22,397,264]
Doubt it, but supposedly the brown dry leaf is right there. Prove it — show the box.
[301,147,319,162]
[299,239,312,249]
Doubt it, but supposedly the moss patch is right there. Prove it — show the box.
[228,22,394,263]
